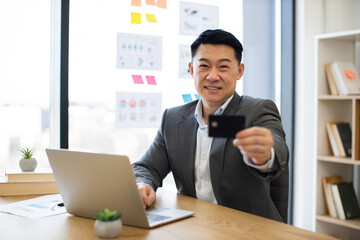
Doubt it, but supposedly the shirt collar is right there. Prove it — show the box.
[194,94,234,129]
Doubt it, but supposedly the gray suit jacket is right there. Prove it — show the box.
[132,93,288,222]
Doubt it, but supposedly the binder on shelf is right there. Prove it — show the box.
[324,63,338,95]
[329,61,360,95]
[335,122,352,157]
[322,176,343,218]
[325,121,344,157]
[330,182,360,220]
[331,123,346,157]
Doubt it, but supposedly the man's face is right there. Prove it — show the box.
[189,44,244,111]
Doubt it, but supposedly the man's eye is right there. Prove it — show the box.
[220,65,229,69]
[199,64,209,68]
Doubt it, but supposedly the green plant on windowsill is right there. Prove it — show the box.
[95,209,122,222]
[19,147,37,172]
[20,148,34,159]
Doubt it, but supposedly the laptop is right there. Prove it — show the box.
[45,148,194,228]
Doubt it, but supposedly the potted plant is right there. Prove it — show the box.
[94,209,122,239]
[19,147,37,172]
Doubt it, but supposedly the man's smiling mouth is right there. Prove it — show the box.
[205,86,221,90]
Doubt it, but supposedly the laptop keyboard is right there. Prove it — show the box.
[146,213,171,223]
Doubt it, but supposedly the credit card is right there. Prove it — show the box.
[208,115,246,138]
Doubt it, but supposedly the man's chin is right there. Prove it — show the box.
[202,98,227,106]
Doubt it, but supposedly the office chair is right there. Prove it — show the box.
[270,166,289,223]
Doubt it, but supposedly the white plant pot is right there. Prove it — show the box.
[94,219,122,239]
[19,158,37,172]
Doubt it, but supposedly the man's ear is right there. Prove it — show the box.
[189,62,194,77]
[237,63,245,80]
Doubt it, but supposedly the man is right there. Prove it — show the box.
[132,29,288,222]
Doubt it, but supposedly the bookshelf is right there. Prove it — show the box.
[315,29,360,240]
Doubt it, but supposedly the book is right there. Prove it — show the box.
[322,176,343,218]
[331,123,346,157]
[324,63,338,95]
[335,122,352,157]
[329,61,360,95]
[331,182,360,220]
[0,177,59,196]
[325,121,344,157]
[5,168,55,182]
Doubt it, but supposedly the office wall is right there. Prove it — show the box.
[242,0,275,101]
[293,0,360,231]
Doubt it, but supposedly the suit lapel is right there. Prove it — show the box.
[210,93,243,204]
[222,93,243,116]
[177,106,198,197]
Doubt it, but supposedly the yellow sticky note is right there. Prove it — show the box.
[131,12,141,24]
[145,14,157,23]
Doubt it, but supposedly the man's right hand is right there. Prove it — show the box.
[137,182,156,208]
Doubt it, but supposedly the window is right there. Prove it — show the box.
[68,0,243,159]
[0,0,52,171]
[67,0,243,190]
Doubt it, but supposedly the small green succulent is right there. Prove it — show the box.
[20,148,34,159]
[95,209,122,222]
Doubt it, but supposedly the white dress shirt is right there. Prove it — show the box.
[194,95,275,203]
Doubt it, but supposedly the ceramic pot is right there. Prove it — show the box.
[19,158,37,172]
[94,219,122,239]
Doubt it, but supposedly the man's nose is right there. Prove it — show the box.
[206,68,220,81]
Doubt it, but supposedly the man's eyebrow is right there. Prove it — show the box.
[218,58,232,63]
[198,58,210,62]
[197,58,232,63]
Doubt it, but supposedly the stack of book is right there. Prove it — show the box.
[325,121,352,157]
[325,61,360,95]
[0,168,59,196]
[323,176,360,220]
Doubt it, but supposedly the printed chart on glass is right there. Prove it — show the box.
[179,1,219,36]
[115,92,162,128]
[179,44,192,78]
[116,33,162,71]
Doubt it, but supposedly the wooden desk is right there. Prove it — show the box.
[0,189,337,240]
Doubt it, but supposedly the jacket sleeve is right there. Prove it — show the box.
[246,98,289,181]
[131,109,171,191]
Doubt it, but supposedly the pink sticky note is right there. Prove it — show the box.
[145,75,157,85]
[157,0,167,9]
[131,0,141,7]
[344,69,359,79]
[145,0,157,6]
[132,75,144,84]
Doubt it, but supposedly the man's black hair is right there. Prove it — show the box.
[190,29,243,64]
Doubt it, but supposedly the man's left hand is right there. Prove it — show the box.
[232,126,274,165]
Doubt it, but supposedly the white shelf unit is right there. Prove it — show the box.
[315,30,360,240]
